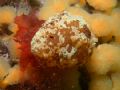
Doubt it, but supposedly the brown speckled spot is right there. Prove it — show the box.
[82,25,91,38]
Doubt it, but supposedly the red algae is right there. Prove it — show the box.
[14,12,64,90]
[13,12,63,90]
[14,12,44,70]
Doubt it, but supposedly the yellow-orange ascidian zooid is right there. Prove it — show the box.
[66,7,91,23]
[89,13,113,37]
[37,0,69,20]
[111,8,120,44]
[86,0,117,11]
[89,75,112,90]
[87,44,120,75]
[0,6,16,24]
[1,65,22,87]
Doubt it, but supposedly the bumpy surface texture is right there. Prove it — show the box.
[31,11,97,68]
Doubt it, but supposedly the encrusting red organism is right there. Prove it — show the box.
[15,11,44,70]
[14,12,63,90]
